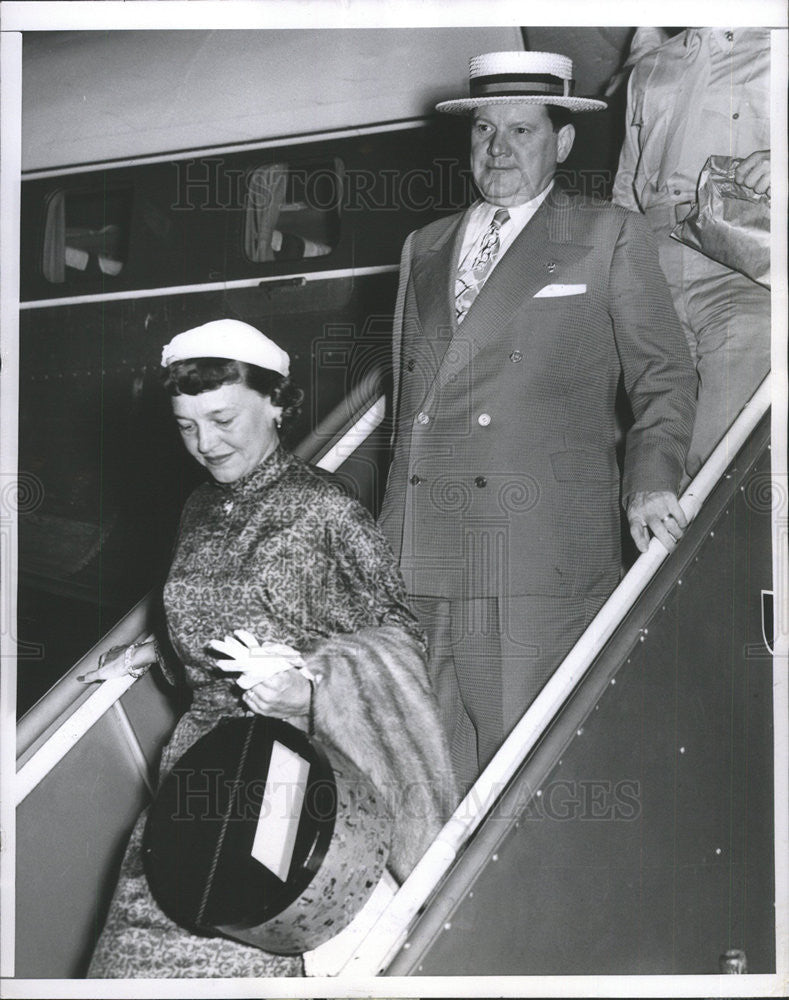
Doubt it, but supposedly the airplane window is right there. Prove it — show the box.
[244,159,342,264]
[42,185,133,283]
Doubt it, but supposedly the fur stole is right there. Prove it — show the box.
[304,625,459,884]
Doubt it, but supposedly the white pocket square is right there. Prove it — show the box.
[533,283,587,298]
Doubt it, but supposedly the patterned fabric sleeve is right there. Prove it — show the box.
[611,64,644,211]
[150,636,177,686]
[327,498,427,651]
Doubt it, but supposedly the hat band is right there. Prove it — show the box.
[469,72,574,99]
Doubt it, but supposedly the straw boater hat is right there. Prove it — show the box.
[436,51,607,114]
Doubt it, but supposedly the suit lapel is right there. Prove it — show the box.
[424,193,593,400]
[411,207,471,339]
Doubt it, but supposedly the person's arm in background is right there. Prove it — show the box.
[611,66,643,212]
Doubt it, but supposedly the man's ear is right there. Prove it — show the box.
[556,123,575,164]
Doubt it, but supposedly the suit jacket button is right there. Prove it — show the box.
[474,476,487,488]
[409,474,422,486]
[407,358,416,371]
[510,350,523,363]
[416,411,430,425]
[477,413,491,426]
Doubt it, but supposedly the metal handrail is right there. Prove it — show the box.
[16,595,154,763]
[292,366,385,468]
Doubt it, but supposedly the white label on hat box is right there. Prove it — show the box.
[251,740,310,881]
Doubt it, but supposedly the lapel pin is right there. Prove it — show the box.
[546,261,557,273]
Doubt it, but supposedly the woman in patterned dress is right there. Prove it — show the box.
[80,319,456,978]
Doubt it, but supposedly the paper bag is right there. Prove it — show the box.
[671,155,770,287]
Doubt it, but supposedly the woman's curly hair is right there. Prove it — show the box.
[162,357,303,427]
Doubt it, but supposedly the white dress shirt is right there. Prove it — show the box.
[456,181,554,284]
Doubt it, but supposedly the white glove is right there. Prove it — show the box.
[208,629,308,688]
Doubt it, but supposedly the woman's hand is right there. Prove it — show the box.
[241,667,312,718]
[207,630,312,717]
[208,630,304,678]
[78,641,156,683]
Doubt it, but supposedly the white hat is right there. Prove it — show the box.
[436,51,607,114]
[161,319,290,376]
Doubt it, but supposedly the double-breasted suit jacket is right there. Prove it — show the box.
[379,189,697,602]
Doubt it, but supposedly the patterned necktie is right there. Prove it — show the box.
[455,208,510,323]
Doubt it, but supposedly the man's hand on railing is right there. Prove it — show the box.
[77,639,158,683]
[626,489,688,554]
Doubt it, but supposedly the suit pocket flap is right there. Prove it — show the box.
[550,448,616,482]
